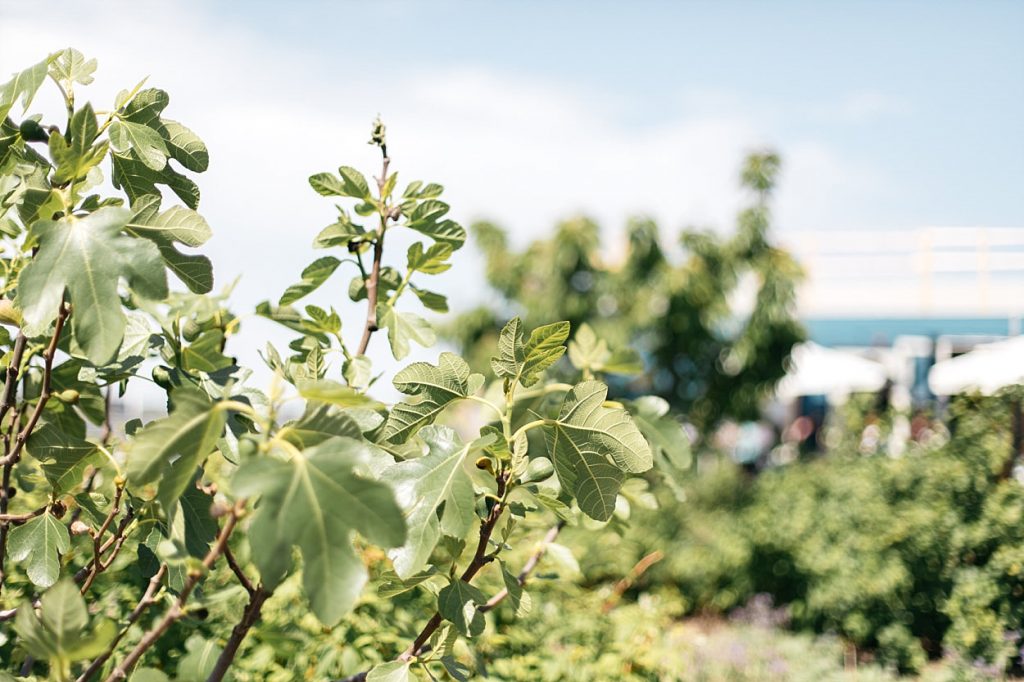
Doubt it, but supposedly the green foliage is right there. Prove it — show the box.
[581,391,1024,675]
[0,51,663,682]
[447,157,805,433]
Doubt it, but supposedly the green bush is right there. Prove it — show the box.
[588,391,1024,674]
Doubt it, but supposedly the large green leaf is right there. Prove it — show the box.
[366,661,413,682]
[17,206,168,364]
[491,317,570,388]
[0,56,50,122]
[14,579,115,670]
[126,387,226,511]
[313,210,364,248]
[279,256,342,306]
[379,305,435,361]
[381,353,472,443]
[127,195,213,293]
[49,103,107,184]
[26,420,100,493]
[437,577,488,637]
[7,513,70,588]
[279,403,363,449]
[108,120,168,170]
[161,119,209,172]
[382,426,475,578]
[48,48,97,88]
[545,381,652,521]
[233,437,406,625]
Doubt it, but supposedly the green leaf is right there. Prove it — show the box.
[49,48,97,87]
[500,560,532,617]
[108,120,169,170]
[50,103,107,184]
[366,661,413,682]
[0,56,50,122]
[382,353,471,443]
[313,210,364,248]
[161,119,209,172]
[544,381,652,521]
[112,152,200,209]
[8,513,70,587]
[410,286,448,313]
[279,403,363,449]
[407,242,453,274]
[298,379,380,408]
[382,426,475,578]
[26,421,100,493]
[279,256,342,306]
[176,635,223,681]
[309,166,372,200]
[379,305,435,361]
[437,577,488,637]
[126,387,226,511]
[233,437,406,625]
[568,323,642,375]
[491,317,570,387]
[127,195,212,247]
[405,200,466,248]
[17,206,168,364]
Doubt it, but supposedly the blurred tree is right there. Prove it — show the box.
[447,151,805,433]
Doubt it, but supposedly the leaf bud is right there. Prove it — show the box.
[474,456,494,474]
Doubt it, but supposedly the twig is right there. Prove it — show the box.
[223,545,255,597]
[76,564,168,682]
[0,306,69,595]
[399,472,511,661]
[79,483,125,594]
[355,147,391,357]
[480,521,566,613]
[0,505,48,523]
[204,585,270,682]
[103,502,244,681]
[600,550,664,613]
[335,521,565,682]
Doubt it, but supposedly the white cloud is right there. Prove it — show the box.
[0,0,883,392]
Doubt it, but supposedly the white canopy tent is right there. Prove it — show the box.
[776,341,889,400]
[929,335,1024,396]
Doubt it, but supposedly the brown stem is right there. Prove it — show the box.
[599,549,664,614]
[0,505,48,523]
[0,305,69,594]
[480,521,565,613]
[204,585,270,682]
[104,502,244,681]
[223,546,255,597]
[76,564,168,682]
[355,148,391,357]
[335,521,564,682]
[399,472,510,662]
[79,483,125,594]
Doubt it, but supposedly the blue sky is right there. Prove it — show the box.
[214,0,1024,228]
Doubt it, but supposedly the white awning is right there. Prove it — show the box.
[776,342,888,399]
[929,336,1024,396]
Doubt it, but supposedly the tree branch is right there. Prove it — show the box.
[355,147,391,357]
[76,564,168,682]
[103,502,244,681]
[204,585,270,682]
[0,305,69,595]
[399,471,511,662]
[334,521,565,682]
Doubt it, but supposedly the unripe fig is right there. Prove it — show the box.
[521,457,555,484]
[237,436,258,459]
[152,366,172,389]
[57,388,80,404]
[18,119,49,142]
